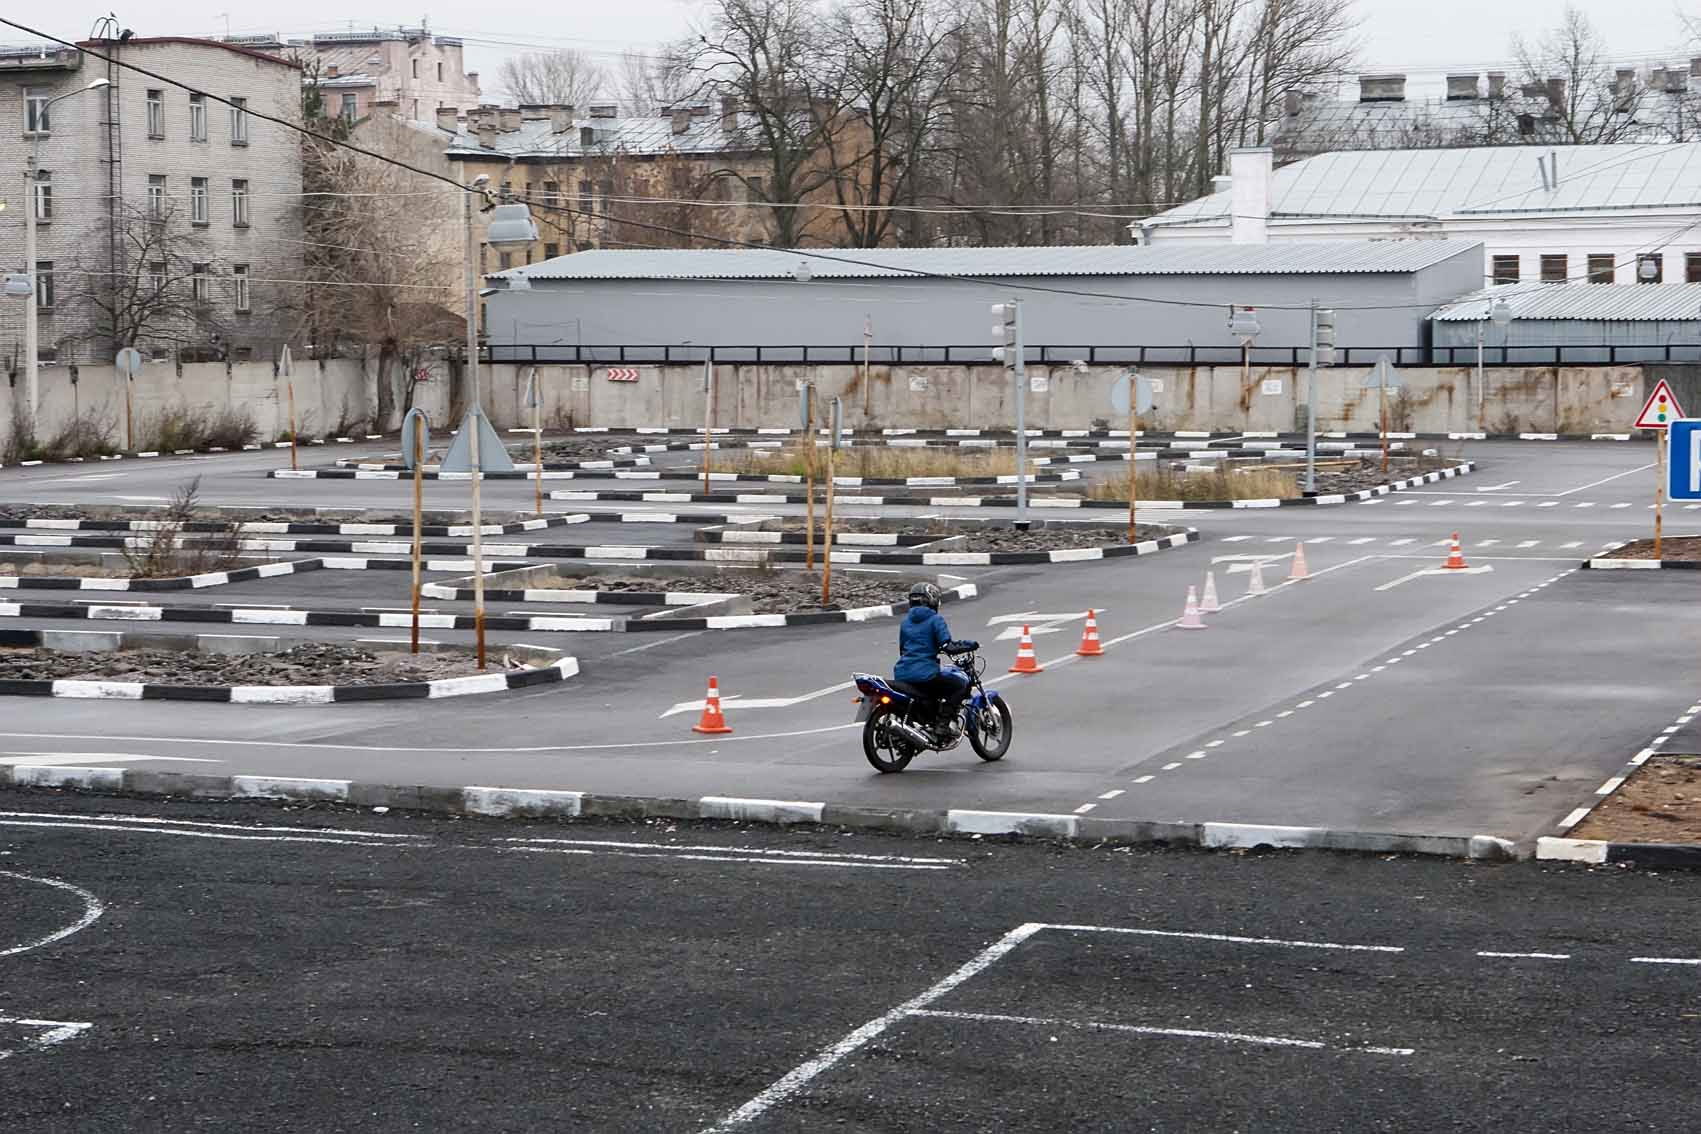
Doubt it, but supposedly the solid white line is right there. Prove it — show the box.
[0,810,422,839]
[1476,951,1571,960]
[1631,957,1701,965]
[1556,462,1655,496]
[908,1009,1412,1055]
[1040,923,1404,951]
[499,837,961,864]
[0,870,105,958]
[0,819,409,846]
[507,846,950,870]
[698,922,1045,1132]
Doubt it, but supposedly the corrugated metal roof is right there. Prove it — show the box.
[500,240,1481,282]
[1430,282,1701,322]
[1151,142,1701,226]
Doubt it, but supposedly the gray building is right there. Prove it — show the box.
[1431,283,1701,363]
[486,240,1484,366]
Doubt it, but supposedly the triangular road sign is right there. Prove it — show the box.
[440,406,516,473]
[1635,379,1686,430]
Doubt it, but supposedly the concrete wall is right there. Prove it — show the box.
[480,360,1649,435]
[0,355,456,453]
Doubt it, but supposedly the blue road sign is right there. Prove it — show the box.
[1670,419,1701,501]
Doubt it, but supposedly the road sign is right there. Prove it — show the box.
[277,345,293,378]
[1669,419,1701,500]
[1634,379,1685,429]
[1110,373,1156,416]
[603,367,642,382]
[114,347,143,379]
[400,408,430,471]
[523,369,540,409]
[1363,354,1399,390]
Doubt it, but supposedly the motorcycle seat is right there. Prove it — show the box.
[887,678,927,698]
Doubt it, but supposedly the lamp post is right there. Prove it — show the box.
[22,78,109,436]
[1475,296,1513,430]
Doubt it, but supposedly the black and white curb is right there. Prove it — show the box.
[337,456,653,472]
[278,467,1082,487]
[1537,699,1701,867]
[569,425,1641,443]
[0,764,1518,860]
[0,555,537,593]
[0,515,585,538]
[1583,559,1701,570]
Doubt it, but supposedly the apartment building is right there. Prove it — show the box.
[0,36,303,365]
[229,27,482,126]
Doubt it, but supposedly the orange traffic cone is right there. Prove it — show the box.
[1076,610,1104,657]
[1288,541,1310,582]
[1200,571,1222,613]
[1177,585,1207,630]
[1009,625,1044,674]
[1247,559,1267,597]
[691,675,734,734]
[1443,531,1468,570]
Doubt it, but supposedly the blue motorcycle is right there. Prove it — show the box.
[852,643,1013,773]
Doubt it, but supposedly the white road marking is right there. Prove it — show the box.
[1132,775,1154,784]
[0,871,105,959]
[1374,564,1494,591]
[509,846,952,871]
[1556,462,1654,496]
[1042,923,1404,952]
[0,819,415,846]
[1072,804,1098,814]
[1161,761,1181,770]
[609,630,705,658]
[0,753,223,766]
[1631,957,1701,965]
[0,1018,93,1062]
[909,1009,1413,1056]
[660,681,853,719]
[500,837,961,864]
[1475,481,1521,492]
[0,810,420,839]
[1098,789,1125,800]
[1477,952,1571,960]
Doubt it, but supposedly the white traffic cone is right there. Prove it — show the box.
[1176,585,1207,630]
[1200,570,1221,613]
[1247,559,1267,597]
[1288,541,1310,582]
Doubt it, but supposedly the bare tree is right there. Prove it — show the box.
[60,201,227,360]
[618,51,689,114]
[1513,5,1642,143]
[498,49,608,107]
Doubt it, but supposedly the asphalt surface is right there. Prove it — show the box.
[0,436,1691,848]
[3,794,1699,1132]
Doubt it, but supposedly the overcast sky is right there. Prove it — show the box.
[10,0,1698,98]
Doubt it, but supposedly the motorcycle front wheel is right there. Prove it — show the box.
[968,698,1013,762]
[863,703,917,773]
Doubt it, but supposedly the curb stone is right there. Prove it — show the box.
[0,765,1521,860]
[1536,836,1701,868]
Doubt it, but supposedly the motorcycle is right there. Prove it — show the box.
[851,643,1013,773]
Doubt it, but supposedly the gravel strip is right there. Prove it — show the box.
[922,525,1166,552]
[539,439,649,462]
[1301,457,1457,495]
[536,571,902,614]
[1570,757,1701,843]
[0,643,496,685]
[1599,536,1701,561]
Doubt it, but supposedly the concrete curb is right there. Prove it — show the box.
[0,515,584,539]
[1536,836,1701,867]
[567,426,1647,443]
[1584,559,1701,570]
[278,466,1083,488]
[0,556,537,593]
[0,765,1519,859]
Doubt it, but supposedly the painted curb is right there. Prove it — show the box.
[276,466,1083,488]
[1584,559,1701,570]
[0,765,1520,860]
[0,556,536,593]
[0,514,585,539]
[1536,836,1701,868]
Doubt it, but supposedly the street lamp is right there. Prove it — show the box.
[1475,295,1514,430]
[18,77,109,435]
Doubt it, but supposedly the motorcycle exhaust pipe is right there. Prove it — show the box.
[885,716,936,749]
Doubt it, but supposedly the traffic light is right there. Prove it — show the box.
[990,301,1019,366]
[1227,305,1261,340]
[1313,307,1337,367]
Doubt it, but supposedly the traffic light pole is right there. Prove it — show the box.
[1305,300,1319,496]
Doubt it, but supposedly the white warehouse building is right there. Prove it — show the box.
[1141,143,1701,291]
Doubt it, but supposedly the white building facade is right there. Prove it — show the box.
[1141,144,1701,292]
[0,37,303,366]
[229,27,483,126]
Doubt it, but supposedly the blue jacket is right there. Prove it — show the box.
[895,606,951,684]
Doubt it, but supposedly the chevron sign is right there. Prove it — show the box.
[603,367,644,382]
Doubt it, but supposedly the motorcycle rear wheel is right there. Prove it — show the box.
[968,699,1013,762]
[863,703,917,773]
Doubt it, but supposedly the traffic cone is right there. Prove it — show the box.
[1247,559,1267,597]
[1177,585,1207,630]
[1009,625,1044,674]
[1288,541,1310,582]
[1200,571,1222,613]
[691,675,734,734]
[1076,610,1104,657]
[1443,531,1468,570]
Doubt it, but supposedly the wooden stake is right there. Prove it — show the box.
[410,423,424,654]
[1127,403,1139,544]
[804,426,816,571]
[532,387,544,517]
[1379,375,1389,476]
[821,443,836,607]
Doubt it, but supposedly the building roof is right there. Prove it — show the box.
[1431,282,1701,322]
[498,240,1483,282]
[1150,143,1701,228]
[441,110,762,159]
[79,37,302,69]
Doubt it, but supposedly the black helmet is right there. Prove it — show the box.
[908,581,942,610]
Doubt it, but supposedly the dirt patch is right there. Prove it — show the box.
[0,643,503,686]
[7,562,134,579]
[713,444,1020,479]
[1571,757,1701,843]
[1599,537,1701,562]
[922,525,1168,552]
[536,571,903,614]
[539,438,650,462]
[0,505,88,521]
[1300,455,1458,495]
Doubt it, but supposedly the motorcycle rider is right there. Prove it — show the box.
[894,581,976,733]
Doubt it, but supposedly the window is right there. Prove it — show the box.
[1687,253,1701,284]
[437,61,444,82]
[32,171,51,223]
[340,93,358,122]
[233,264,251,313]
[230,96,248,144]
[1587,254,1615,283]
[1491,255,1520,285]
[411,58,419,79]
[596,180,613,213]
[577,180,593,211]
[1540,254,1568,283]
[25,87,51,133]
[498,251,513,271]
[34,261,53,311]
[746,175,765,202]
[189,93,207,141]
[231,179,250,227]
[1638,253,1664,283]
[190,177,209,224]
[148,261,167,294]
[543,242,559,259]
[411,99,418,119]
[192,263,211,305]
[148,175,167,220]
[146,89,164,137]
[542,181,560,206]
[580,126,595,146]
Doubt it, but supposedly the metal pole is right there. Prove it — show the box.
[410,423,423,654]
[287,380,298,470]
[1656,426,1666,560]
[821,431,836,607]
[532,376,544,517]
[862,314,872,421]
[1305,301,1318,495]
[1475,319,1485,432]
[804,396,816,573]
[464,182,487,671]
[1379,373,1389,476]
[1128,401,1139,544]
[1013,298,1028,524]
[701,355,713,495]
[23,143,38,438]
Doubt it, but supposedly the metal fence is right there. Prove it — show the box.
[483,343,1701,367]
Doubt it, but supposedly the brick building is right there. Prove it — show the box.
[228,27,483,126]
[0,37,303,366]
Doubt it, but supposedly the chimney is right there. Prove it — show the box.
[1487,71,1506,99]
[1545,76,1567,107]
[1691,57,1701,78]
[498,107,522,131]
[1229,146,1271,245]
[1651,67,1668,93]
[1282,89,1301,116]
[1666,66,1689,93]
[1357,73,1406,103]
[326,64,339,78]
[550,104,574,133]
[588,104,617,119]
[518,103,550,120]
[435,106,459,132]
[720,95,739,129]
[671,107,691,135]
[476,122,498,148]
[1445,73,1480,101]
